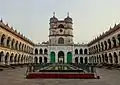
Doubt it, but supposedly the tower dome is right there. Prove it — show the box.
[64,12,72,23]
[50,12,58,23]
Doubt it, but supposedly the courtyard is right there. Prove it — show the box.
[0,66,120,85]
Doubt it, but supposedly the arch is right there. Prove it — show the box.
[96,45,98,52]
[58,37,64,44]
[75,49,78,54]
[21,55,24,63]
[0,51,4,63]
[5,52,9,64]
[44,49,48,54]
[14,54,17,63]
[1,34,6,46]
[108,39,111,49]
[99,55,101,63]
[101,42,104,51]
[39,57,42,63]
[15,41,18,50]
[104,41,107,50]
[97,56,99,63]
[84,49,87,54]
[98,44,101,51]
[18,55,20,63]
[112,37,116,47]
[94,56,97,63]
[109,53,113,64]
[84,57,88,64]
[113,52,118,64]
[39,49,43,54]
[35,48,38,54]
[10,53,14,63]
[44,57,47,63]
[80,57,83,64]
[117,34,120,46]
[34,57,38,64]
[22,44,24,51]
[58,24,64,28]
[11,39,15,49]
[80,49,83,54]
[19,42,21,50]
[58,51,64,63]
[7,37,11,47]
[75,57,78,64]
[105,54,108,63]
[50,51,55,63]
[67,52,72,63]
[102,54,105,63]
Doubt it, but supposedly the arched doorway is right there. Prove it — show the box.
[5,52,9,65]
[84,57,88,64]
[105,54,108,63]
[102,54,105,63]
[109,53,113,64]
[39,57,42,63]
[99,55,101,63]
[50,52,55,63]
[58,51,64,63]
[114,52,118,64]
[0,51,4,64]
[75,57,78,64]
[44,57,47,63]
[80,57,83,64]
[14,54,17,64]
[34,57,38,64]
[67,52,72,63]
[10,53,14,64]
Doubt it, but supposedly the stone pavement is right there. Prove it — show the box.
[0,67,120,85]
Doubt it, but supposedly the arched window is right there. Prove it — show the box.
[44,49,48,54]
[58,37,64,44]
[117,34,120,46]
[101,42,104,51]
[19,42,21,50]
[7,37,11,47]
[11,39,15,49]
[15,41,18,50]
[112,37,116,47]
[35,48,38,54]
[104,41,107,50]
[108,39,111,49]
[75,49,78,54]
[39,49,43,54]
[58,24,64,28]
[1,34,5,46]
[84,49,87,54]
[80,49,83,54]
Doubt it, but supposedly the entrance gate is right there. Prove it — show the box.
[67,52,72,63]
[50,52,55,63]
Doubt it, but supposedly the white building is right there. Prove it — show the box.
[33,13,89,64]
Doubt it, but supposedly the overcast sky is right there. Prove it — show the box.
[0,0,120,44]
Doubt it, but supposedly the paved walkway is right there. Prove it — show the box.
[0,67,120,85]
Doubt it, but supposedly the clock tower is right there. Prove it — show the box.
[49,12,73,46]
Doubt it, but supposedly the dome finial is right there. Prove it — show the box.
[53,12,55,17]
[67,12,69,17]
[0,18,3,22]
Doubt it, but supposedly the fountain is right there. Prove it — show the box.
[25,63,100,79]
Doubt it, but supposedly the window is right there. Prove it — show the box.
[58,37,64,44]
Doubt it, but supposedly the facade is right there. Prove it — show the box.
[0,19,34,66]
[88,24,120,65]
[33,14,89,64]
[0,13,120,66]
